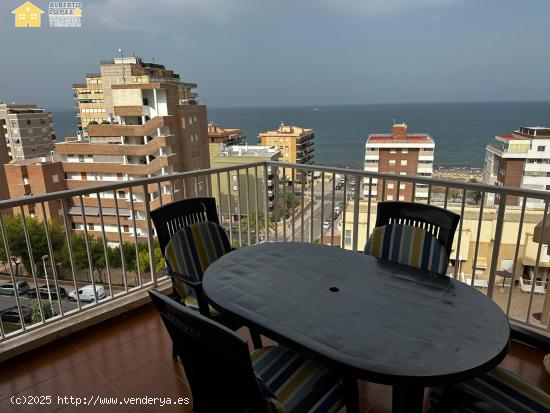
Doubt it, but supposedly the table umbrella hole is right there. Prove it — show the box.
[329,287,339,292]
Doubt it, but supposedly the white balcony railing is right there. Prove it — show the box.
[0,161,549,352]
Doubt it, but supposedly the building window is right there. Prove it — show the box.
[23,176,29,185]
[88,223,94,231]
[401,149,408,154]
[401,160,408,166]
[344,230,352,246]
[181,118,186,129]
[400,172,407,176]
[390,149,396,154]
[399,195,405,201]
[52,174,59,183]
[27,120,31,125]
[400,183,406,189]
[188,117,193,125]
[546,185,550,190]
[387,195,394,201]
[123,225,129,233]
[387,183,394,189]
[389,159,396,165]
[538,146,545,152]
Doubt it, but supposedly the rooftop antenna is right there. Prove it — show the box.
[118,48,126,83]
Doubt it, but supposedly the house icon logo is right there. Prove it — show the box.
[12,1,44,28]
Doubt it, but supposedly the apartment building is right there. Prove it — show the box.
[208,123,245,145]
[210,144,281,227]
[53,56,210,241]
[0,127,10,202]
[3,157,66,221]
[485,126,550,208]
[0,103,55,162]
[259,123,314,183]
[363,123,435,201]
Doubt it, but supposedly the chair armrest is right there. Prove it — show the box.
[164,267,212,317]
[164,267,201,287]
[510,324,550,353]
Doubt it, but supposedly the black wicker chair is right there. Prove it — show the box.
[428,325,550,413]
[149,290,347,413]
[373,201,460,261]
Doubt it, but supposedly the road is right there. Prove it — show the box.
[277,174,357,242]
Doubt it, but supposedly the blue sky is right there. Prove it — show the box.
[0,0,549,109]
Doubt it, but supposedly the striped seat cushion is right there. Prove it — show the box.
[430,366,550,413]
[183,293,219,317]
[365,223,449,275]
[251,346,344,413]
[164,222,231,310]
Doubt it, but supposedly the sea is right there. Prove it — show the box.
[51,101,550,170]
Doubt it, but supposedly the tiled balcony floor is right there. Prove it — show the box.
[0,302,547,413]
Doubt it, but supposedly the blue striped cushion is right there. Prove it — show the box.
[165,222,232,281]
[251,346,344,413]
[365,223,449,275]
[164,222,231,305]
[454,367,550,413]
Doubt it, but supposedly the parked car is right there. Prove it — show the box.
[68,285,106,302]
[27,285,67,300]
[0,281,30,296]
[0,306,32,323]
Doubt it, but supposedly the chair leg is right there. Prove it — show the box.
[343,377,359,413]
[250,329,263,349]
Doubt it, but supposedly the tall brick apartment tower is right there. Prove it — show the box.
[53,56,210,241]
[363,123,435,201]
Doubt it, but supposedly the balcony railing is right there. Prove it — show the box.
[0,161,549,352]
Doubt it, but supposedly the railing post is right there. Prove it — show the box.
[142,184,157,286]
[487,194,507,298]
[352,175,361,251]
[263,163,269,242]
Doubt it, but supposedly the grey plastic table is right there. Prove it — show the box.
[203,242,510,413]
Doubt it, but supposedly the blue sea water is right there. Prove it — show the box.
[52,101,550,169]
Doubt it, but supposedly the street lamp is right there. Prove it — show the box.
[41,255,53,304]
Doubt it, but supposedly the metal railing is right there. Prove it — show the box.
[0,161,549,344]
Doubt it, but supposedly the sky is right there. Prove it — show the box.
[0,0,549,110]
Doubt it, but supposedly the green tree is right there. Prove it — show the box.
[0,215,64,277]
[468,178,482,205]
[137,240,164,273]
[28,299,54,323]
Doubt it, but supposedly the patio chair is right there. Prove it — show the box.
[519,270,546,295]
[461,273,489,290]
[428,324,550,413]
[364,202,460,275]
[149,290,346,413]
[151,197,220,257]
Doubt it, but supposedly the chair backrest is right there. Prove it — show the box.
[164,221,232,281]
[375,201,460,257]
[365,223,450,275]
[149,290,269,413]
[151,197,220,254]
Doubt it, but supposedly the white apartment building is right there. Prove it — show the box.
[485,126,550,208]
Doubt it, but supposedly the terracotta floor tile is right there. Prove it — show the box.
[70,326,134,360]
[108,361,190,401]
[88,343,151,382]
[20,342,88,385]
[0,360,34,401]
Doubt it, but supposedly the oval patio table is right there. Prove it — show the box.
[203,242,510,413]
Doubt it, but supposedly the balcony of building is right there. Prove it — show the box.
[0,162,549,412]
